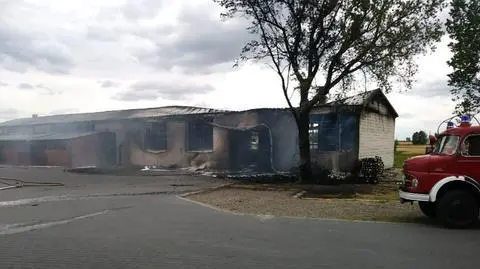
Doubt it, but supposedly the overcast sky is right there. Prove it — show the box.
[0,0,459,139]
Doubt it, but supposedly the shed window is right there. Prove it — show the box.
[309,123,319,150]
[310,113,341,152]
[250,132,259,151]
[76,123,95,131]
[45,140,67,150]
[144,122,167,151]
[187,119,213,151]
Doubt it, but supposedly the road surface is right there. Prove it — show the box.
[0,167,479,269]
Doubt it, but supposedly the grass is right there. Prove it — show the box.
[394,143,426,168]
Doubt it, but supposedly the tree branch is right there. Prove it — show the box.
[247,0,299,123]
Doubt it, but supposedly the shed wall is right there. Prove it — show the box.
[129,119,229,169]
[358,100,395,168]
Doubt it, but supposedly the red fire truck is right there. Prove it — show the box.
[399,114,480,229]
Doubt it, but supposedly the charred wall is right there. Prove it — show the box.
[255,110,298,172]
[309,108,360,172]
[125,110,298,172]
[213,109,299,172]
[0,141,30,165]
[93,121,129,166]
[128,118,229,169]
[68,132,116,168]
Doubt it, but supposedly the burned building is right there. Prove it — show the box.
[0,89,397,172]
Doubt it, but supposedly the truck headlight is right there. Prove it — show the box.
[411,178,418,188]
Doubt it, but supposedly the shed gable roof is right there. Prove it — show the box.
[326,89,398,118]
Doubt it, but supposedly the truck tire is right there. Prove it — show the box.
[418,202,436,218]
[436,190,479,229]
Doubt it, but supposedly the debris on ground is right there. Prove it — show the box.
[0,176,64,191]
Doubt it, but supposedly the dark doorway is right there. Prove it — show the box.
[118,143,123,165]
[228,128,271,171]
[100,132,117,166]
[30,141,48,166]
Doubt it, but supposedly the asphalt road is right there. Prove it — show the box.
[1,167,479,269]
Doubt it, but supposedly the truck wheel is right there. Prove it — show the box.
[436,190,479,229]
[418,202,436,218]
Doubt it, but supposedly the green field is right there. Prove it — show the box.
[394,142,426,168]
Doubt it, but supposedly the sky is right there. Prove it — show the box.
[0,0,460,139]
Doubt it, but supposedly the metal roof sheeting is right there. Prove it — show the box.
[327,89,378,106]
[0,131,100,141]
[0,106,228,127]
[0,91,398,128]
[325,89,398,117]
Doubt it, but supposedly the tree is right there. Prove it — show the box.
[446,0,480,115]
[412,132,419,144]
[406,137,411,142]
[214,0,446,182]
[412,131,428,145]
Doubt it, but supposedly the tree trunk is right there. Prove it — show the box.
[297,110,312,183]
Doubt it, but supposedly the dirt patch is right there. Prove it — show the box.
[185,169,426,223]
[186,185,426,223]
[301,181,401,201]
[229,178,402,201]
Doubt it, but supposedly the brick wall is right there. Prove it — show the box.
[45,149,69,166]
[69,134,102,168]
[358,110,395,168]
[0,142,31,165]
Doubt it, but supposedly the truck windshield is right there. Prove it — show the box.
[432,135,459,155]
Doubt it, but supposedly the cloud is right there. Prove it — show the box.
[0,27,75,74]
[0,108,20,121]
[0,81,8,87]
[120,0,166,21]
[131,6,252,73]
[0,0,461,142]
[86,26,117,42]
[114,81,215,101]
[17,83,34,90]
[0,2,75,74]
[77,0,252,75]
[36,84,63,95]
[409,79,452,98]
[15,83,61,94]
[48,108,80,115]
[398,112,417,120]
[98,80,119,88]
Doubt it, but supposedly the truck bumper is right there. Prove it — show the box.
[399,190,430,203]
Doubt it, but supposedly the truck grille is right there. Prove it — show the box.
[400,173,413,191]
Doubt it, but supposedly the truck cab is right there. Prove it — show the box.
[399,115,480,229]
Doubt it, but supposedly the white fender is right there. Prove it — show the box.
[429,176,480,202]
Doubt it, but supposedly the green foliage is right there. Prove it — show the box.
[215,0,446,99]
[394,151,417,168]
[394,139,399,152]
[214,0,446,182]
[406,137,411,142]
[446,0,480,115]
[412,131,428,145]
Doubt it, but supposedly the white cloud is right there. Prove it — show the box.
[0,0,462,140]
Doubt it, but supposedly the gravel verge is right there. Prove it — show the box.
[186,187,426,223]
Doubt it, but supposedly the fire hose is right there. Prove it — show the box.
[0,177,64,191]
